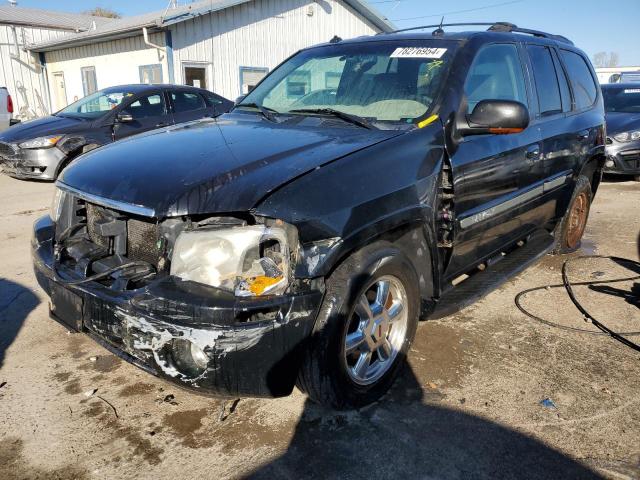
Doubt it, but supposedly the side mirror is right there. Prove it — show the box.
[460,100,529,136]
[235,95,246,105]
[116,112,133,123]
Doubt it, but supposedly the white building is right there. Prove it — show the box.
[0,5,112,119]
[23,0,392,113]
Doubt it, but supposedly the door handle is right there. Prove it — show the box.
[155,122,168,128]
[525,144,541,160]
[577,130,589,140]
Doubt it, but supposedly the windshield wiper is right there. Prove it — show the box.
[288,108,375,129]
[235,102,279,122]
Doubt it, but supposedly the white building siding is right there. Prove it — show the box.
[0,24,70,119]
[44,32,168,110]
[170,0,379,99]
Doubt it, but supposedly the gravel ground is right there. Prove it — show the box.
[0,173,638,480]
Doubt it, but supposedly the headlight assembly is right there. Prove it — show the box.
[170,224,293,296]
[19,135,62,149]
[50,187,65,223]
[613,130,640,143]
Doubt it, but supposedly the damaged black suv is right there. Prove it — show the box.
[32,23,605,409]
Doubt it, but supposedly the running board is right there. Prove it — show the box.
[430,231,555,319]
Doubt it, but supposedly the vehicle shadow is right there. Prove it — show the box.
[248,365,602,479]
[0,278,39,368]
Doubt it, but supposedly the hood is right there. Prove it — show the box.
[605,111,640,136]
[60,113,402,217]
[0,115,89,143]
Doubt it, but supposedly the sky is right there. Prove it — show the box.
[14,0,640,66]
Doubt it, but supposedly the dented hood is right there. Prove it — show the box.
[60,113,400,217]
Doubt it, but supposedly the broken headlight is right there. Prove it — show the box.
[170,224,291,296]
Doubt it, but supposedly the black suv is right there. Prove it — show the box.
[602,83,640,180]
[32,23,605,409]
[0,84,232,181]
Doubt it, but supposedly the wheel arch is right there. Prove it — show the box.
[303,220,440,319]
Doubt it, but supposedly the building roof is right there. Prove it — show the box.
[29,0,394,52]
[0,5,114,31]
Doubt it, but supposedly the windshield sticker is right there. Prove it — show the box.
[391,47,447,59]
[624,89,640,94]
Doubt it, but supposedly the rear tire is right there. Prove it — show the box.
[552,175,592,254]
[297,241,420,409]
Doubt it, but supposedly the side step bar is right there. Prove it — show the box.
[430,231,555,319]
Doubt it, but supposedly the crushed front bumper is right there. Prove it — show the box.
[0,143,66,181]
[32,215,324,397]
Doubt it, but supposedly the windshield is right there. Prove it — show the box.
[237,41,456,127]
[603,87,640,113]
[58,90,133,119]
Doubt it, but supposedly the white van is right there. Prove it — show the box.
[0,87,13,131]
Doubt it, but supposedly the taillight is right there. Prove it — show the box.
[7,94,13,114]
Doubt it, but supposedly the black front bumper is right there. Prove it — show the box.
[32,215,324,398]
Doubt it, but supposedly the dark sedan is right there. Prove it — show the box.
[602,83,640,180]
[0,84,232,181]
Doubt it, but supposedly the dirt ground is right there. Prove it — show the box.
[0,173,638,480]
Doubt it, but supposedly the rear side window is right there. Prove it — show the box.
[551,50,572,112]
[527,46,562,115]
[171,91,206,113]
[560,50,598,110]
[464,44,527,113]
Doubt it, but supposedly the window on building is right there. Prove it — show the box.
[81,66,97,97]
[183,64,208,89]
[325,72,341,89]
[122,93,166,119]
[560,50,598,110]
[171,91,206,113]
[287,70,311,98]
[240,67,268,95]
[527,45,562,115]
[464,44,527,113]
[139,64,163,85]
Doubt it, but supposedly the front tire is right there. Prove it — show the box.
[552,175,592,254]
[297,242,420,409]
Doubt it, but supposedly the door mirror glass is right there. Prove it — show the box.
[462,99,529,135]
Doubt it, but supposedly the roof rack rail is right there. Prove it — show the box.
[488,22,574,45]
[383,22,496,35]
[382,22,574,46]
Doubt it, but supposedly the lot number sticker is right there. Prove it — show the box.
[391,47,447,59]
[624,89,640,94]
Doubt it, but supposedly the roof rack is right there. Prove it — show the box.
[383,22,574,46]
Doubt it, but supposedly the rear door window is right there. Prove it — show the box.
[171,91,207,113]
[464,43,528,113]
[560,50,598,110]
[527,45,562,115]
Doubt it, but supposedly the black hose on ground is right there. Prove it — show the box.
[515,255,640,352]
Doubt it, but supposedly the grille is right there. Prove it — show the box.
[86,203,111,250]
[127,218,161,266]
[85,202,161,267]
[620,151,640,170]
